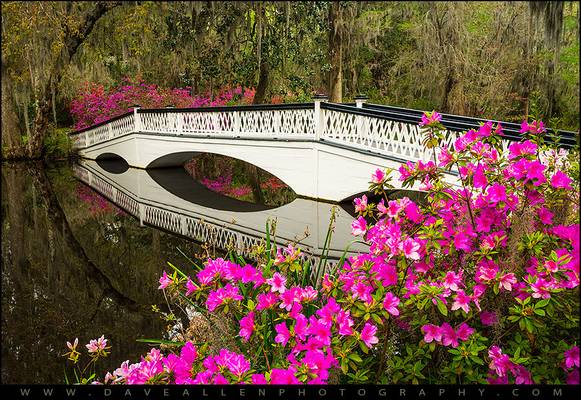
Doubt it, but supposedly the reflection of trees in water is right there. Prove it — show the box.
[1,163,202,383]
[184,154,296,207]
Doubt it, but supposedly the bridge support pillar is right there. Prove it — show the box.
[354,94,368,108]
[313,94,328,141]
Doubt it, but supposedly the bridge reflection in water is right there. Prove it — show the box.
[73,159,368,268]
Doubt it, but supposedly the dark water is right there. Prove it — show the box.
[1,161,206,384]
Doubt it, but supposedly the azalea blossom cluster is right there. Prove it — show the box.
[81,114,578,385]
[70,78,257,130]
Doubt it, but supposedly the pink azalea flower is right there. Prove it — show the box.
[508,140,537,160]
[256,292,278,310]
[551,170,573,190]
[185,278,197,296]
[499,273,517,291]
[86,335,108,353]
[205,284,243,312]
[486,183,507,205]
[251,374,268,384]
[274,248,285,265]
[371,168,386,184]
[537,207,554,225]
[443,270,464,292]
[336,309,354,336]
[400,237,421,260]
[377,199,388,215]
[354,195,368,213]
[404,201,422,223]
[266,272,287,293]
[438,146,454,167]
[419,110,442,126]
[451,290,471,314]
[383,292,400,316]
[387,200,402,219]
[239,312,255,342]
[477,121,493,137]
[274,322,291,346]
[455,323,475,341]
[360,322,379,348]
[564,346,580,369]
[269,368,299,384]
[440,323,459,348]
[351,216,367,236]
[473,164,488,189]
[513,364,534,384]
[520,120,545,135]
[158,271,172,289]
[488,346,513,377]
[480,311,498,326]
[421,324,443,344]
[566,368,580,385]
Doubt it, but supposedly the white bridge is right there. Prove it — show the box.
[73,159,368,265]
[70,98,577,202]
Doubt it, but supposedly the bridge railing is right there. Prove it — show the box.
[70,101,577,157]
[138,103,315,138]
[71,112,134,150]
[320,102,462,162]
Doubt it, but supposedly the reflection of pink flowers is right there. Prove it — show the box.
[76,185,125,216]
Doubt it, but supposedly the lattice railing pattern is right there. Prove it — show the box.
[321,110,461,162]
[90,174,115,200]
[138,109,315,137]
[109,114,135,138]
[115,190,140,216]
[71,114,134,150]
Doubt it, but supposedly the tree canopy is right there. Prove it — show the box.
[1,1,579,159]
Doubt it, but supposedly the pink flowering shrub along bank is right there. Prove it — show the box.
[70,78,256,130]
[65,114,579,384]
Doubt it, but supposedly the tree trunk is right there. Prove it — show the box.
[1,63,24,158]
[253,59,270,104]
[51,79,58,125]
[328,2,343,103]
[27,1,121,159]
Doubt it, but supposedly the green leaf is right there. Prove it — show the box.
[470,356,484,365]
[349,353,363,363]
[536,299,550,308]
[436,298,448,316]
[166,261,188,280]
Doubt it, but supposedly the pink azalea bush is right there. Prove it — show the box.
[69,115,578,384]
[70,78,256,130]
